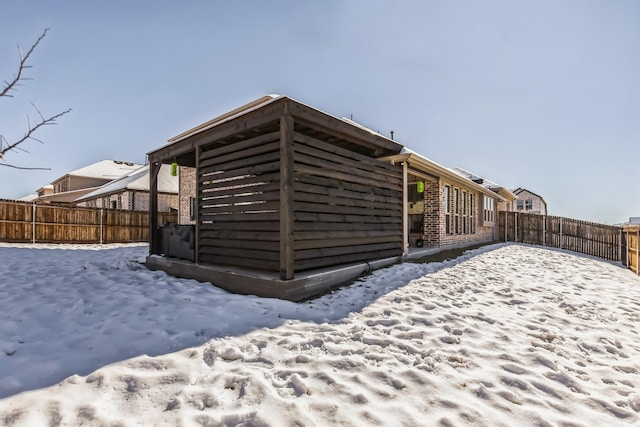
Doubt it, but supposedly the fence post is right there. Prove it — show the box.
[559,217,563,249]
[100,208,104,244]
[543,215,547,247]
[636,227,640,276]
[505,212,508,242]
[32,203,36,244]
[515,212,518,243]
[619,229,622,264]
[627,227,630,268]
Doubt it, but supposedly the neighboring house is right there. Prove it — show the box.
[37,185,54,198]
[145,95,518,301]
[511,187,547,215]
[35,160,143,205]
[75,164,178,212]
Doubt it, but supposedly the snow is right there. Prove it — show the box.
[1,242,640,426]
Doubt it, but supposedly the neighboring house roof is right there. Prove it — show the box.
[381,148,510,202]
[36,187,99,203]
[512,187,547,203]
[451,167,517,202]
[76,164,178,202]
[17,194,38,202]
[52,159,143,184]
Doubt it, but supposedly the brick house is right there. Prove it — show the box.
[35,160,144,205]
[381,151,515,250]
[147,95,516,300]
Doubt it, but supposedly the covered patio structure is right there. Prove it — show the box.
[146,95,406,301]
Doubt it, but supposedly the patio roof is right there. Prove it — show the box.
[147,95,403,167]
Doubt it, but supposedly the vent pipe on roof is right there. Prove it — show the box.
[390,131,394,140]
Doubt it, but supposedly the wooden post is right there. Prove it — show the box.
[543,215,547,246]
[194,148,200,265]
[515,212,518,243]
[636,226,640,276]
[149,161,161,255]
[618,229,622,263]
[32,202,36,244]
[627,227,631,269]
[402,161,408,255]
[504,211,508,242]
[559,217,563,249]
[100,208,104,244]
[279,112,295,280]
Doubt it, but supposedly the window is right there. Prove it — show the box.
[462,191,468,234]
[453,188,460,234]
[470,194,476,234]
[445,185,452,234]
[484,196,495,223]
[525,199,533,210]
[516,199,524,210]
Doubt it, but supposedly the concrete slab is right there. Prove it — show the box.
[146,239,493,301]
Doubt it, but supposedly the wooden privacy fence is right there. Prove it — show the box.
[624,225,640,275]
[499,211,624,262]
[0,199,177,244]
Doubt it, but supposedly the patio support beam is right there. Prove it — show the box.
[149,161,161,255]
[402,161,408,256]
[280,111,295,280]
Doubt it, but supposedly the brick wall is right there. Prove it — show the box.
[179,167,197,224]
[132,192,177,213]
[420,178,499,247]
[423,179,441,246]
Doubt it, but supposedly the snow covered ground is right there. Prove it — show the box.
[1,242,640,426]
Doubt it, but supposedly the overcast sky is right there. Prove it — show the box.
[1,1,638,224]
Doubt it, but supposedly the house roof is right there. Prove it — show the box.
[75,164,178,202]
[36,187,99,203]
[52,160,144,184]
[17,193,38,202]
[168,94,282,144]
[380,148,510,202]
[512,187,546,203]
[451,167,517,201]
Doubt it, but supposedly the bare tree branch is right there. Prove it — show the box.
[1,28,49,98]
[0,163,50,170]
[0,106,72,158]
[1,28,71,170]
